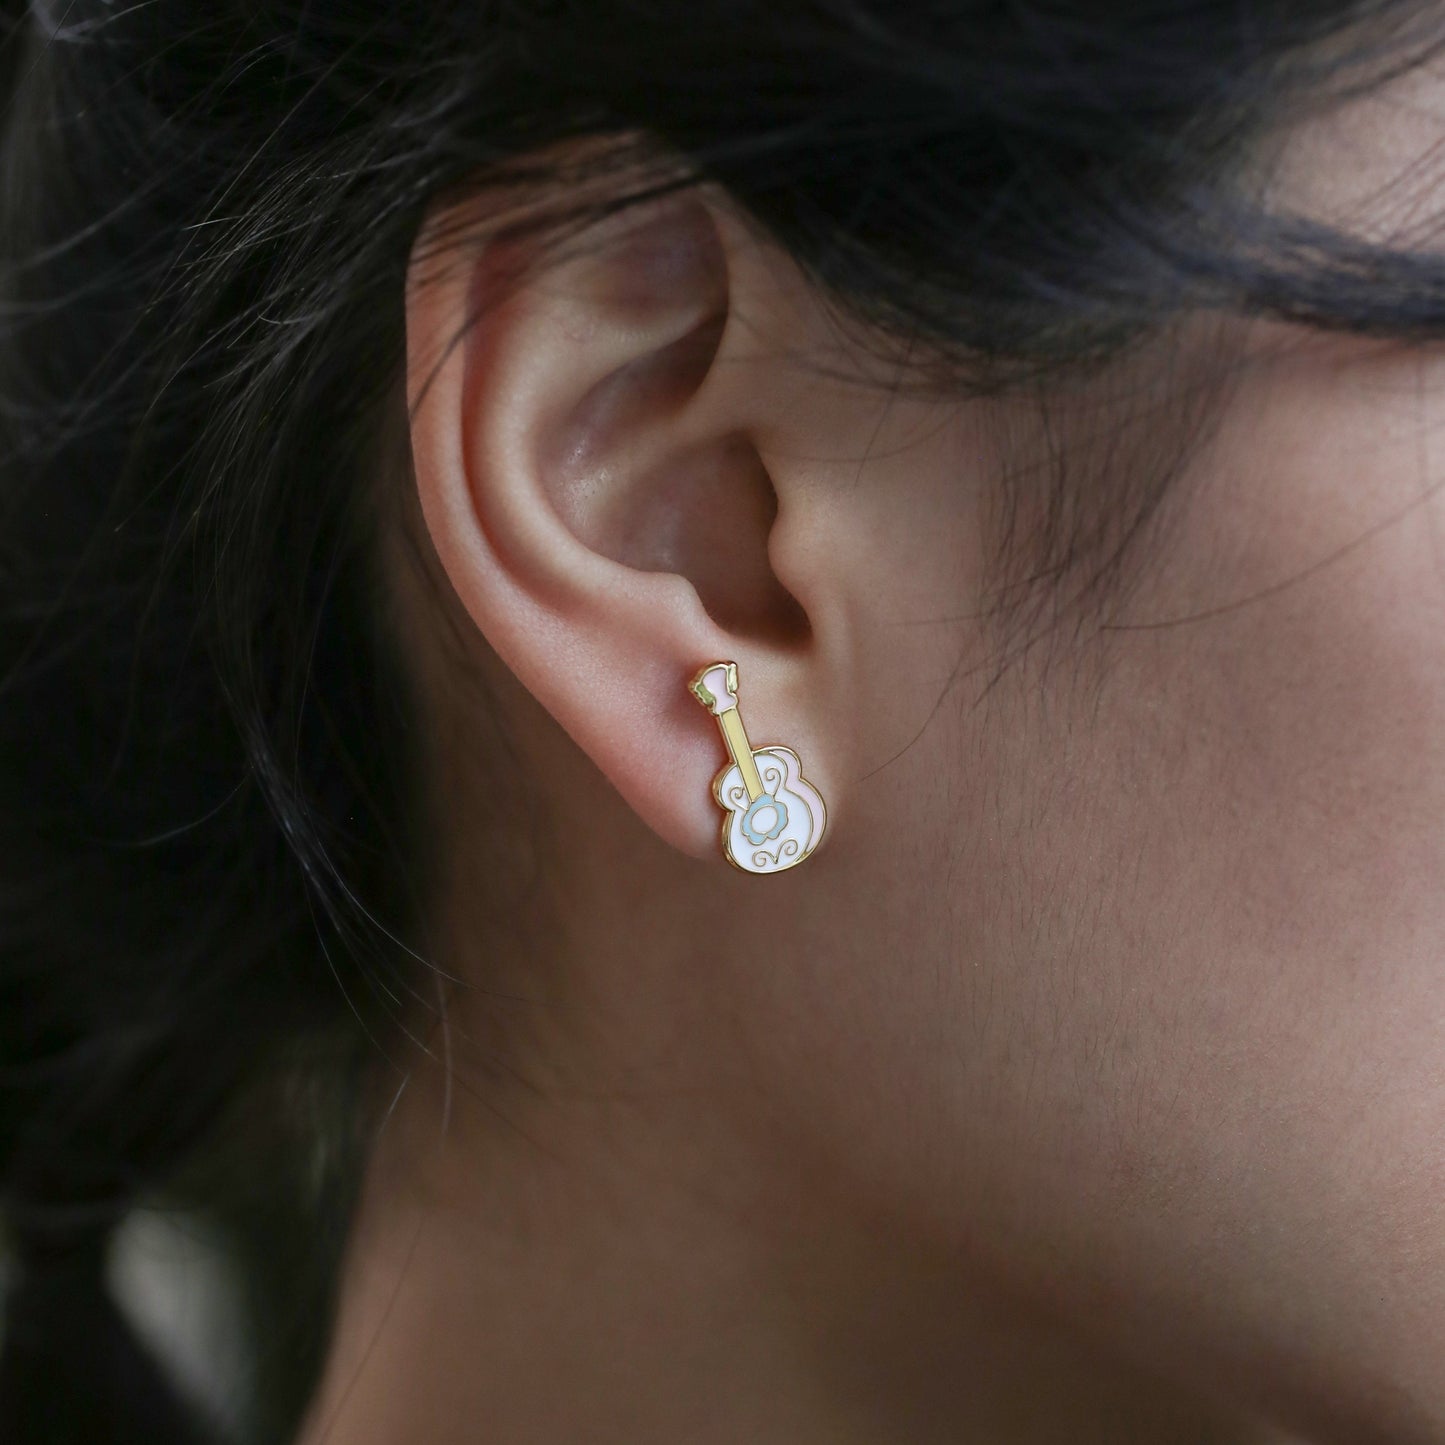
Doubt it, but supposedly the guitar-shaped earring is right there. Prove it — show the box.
[689,661,827,875]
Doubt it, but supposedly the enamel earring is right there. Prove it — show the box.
[689,661,827,874]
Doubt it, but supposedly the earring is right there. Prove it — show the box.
[688,661,827,874]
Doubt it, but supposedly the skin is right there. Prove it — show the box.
[301,64,1445,1445]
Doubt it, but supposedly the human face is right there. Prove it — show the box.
[400,77,1445,1439]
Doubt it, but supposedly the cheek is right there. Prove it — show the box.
[919,350,1445,1351]
[777,341,1445,1327]
[1091,356,1445,1028]
[983,345,1445,1065]
[759,341,1445,1417]
[1052,518,1445,1127]
[1174,559,1445,958]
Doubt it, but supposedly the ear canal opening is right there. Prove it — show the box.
[688,447,810,646]
[617,432,810,647]
[545,303,810,650]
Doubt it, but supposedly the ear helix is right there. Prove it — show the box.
[688,661,827,874]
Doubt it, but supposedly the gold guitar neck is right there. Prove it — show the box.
[691,660,766,802]
[717,707,765,802]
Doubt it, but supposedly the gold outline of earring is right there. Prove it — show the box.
[688,660,827,874]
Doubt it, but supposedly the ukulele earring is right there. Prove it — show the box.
[688,661,827,875]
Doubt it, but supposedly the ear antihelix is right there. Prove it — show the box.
[688,660,827,875]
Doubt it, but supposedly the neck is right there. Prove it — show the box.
[301,1067,1277,1445]
[300,692,1293,1445]
[299,898,1287,1443]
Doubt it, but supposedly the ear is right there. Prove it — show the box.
[402,183,858,861]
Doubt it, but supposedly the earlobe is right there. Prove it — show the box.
[403,183,840,862]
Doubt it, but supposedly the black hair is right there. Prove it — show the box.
[2,2,1443,1441]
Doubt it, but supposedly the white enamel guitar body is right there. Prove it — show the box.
[688,662,827,875]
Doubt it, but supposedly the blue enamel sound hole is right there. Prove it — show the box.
[741,793,788,846]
